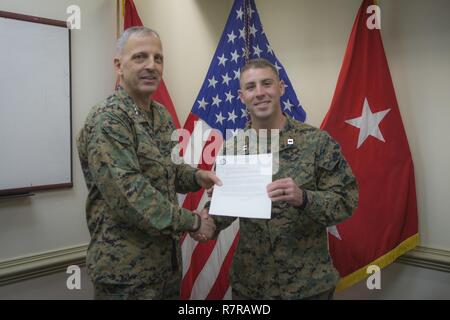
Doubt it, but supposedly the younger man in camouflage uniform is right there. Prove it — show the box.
[201,59,358,299]
[77,27,220,299]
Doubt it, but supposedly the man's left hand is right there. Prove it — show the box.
[195,170,223,189]
[267,178,304,207]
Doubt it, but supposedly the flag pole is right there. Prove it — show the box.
[116,0,120,38]
[243,0,250,63]
[115,0,123,90]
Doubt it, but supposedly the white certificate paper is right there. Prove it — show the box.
[209,154,272,219]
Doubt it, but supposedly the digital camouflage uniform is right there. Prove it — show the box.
[212,115,359,299]
[77,86,200,299]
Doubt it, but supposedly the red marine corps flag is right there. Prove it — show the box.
[321,0,419,290]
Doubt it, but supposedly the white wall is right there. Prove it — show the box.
[135,0,450,251]
[0,0,116,259]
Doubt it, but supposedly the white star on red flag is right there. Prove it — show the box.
[345,98,391,149]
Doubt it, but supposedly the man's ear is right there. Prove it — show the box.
[238,89,244,104]
[114,57,122,76]
[279,79,285,96]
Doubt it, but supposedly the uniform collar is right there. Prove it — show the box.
[115,86,155,124]
[244,113,297,151]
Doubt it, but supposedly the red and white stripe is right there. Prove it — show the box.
[179,113,240,300]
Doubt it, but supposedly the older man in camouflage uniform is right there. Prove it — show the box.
[77,27,220,299]
[202,59,358,299]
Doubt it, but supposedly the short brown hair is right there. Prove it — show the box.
[240,58,280,81]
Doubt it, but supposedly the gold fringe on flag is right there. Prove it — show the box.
[336,233,420,291]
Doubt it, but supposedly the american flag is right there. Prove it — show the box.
[180,0,307,300]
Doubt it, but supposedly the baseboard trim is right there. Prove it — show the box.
[397,246,450,273]
[0,244,88,286]
[0,244,448,287]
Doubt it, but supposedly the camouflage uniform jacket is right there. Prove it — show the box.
[213,115,358,299]
[77,86,200,295]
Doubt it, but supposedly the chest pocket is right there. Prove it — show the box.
[136,138,174,193]
[276,150,316,191]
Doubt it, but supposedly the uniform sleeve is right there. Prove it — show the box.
[300,132,359,226]
[174,165,201,194]
[87,111,196,233]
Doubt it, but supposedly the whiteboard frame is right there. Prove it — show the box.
[0,11,72,196]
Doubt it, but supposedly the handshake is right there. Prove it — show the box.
[190,208,216,243]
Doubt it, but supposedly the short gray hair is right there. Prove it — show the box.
[116,26,160,55]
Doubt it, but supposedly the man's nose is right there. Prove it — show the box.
[144,57,156,70]
[255,85,265,97]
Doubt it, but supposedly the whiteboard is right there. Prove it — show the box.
[0,11,72,195]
